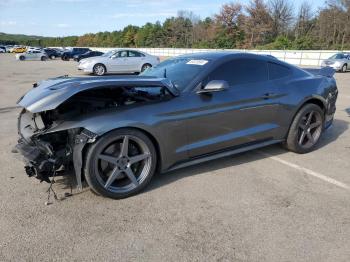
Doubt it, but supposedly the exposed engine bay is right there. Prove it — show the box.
[15,85,171,186]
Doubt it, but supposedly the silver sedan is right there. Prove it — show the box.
[16,50,48,61]
[78,49,160,76]
[321,53,350,72]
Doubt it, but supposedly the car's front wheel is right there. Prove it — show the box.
[341,64,347,73]
[41,56,47,61]
[285,103,324,153]
[93,64,106,76]
[84,129,157,199]
[19,56,25,61]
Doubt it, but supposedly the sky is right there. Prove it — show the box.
[0,0,325,37]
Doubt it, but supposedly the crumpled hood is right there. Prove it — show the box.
[17,75,179,113]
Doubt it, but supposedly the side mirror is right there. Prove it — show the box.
[197,80,229,94]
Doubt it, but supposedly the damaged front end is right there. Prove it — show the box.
[14,75,174,190]
[16,109,96,189]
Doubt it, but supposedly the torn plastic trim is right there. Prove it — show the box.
[73,129,98,190]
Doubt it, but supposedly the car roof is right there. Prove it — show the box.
[174,51,278,62]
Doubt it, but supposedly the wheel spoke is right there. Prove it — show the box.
[98,154,118,164]
[124,167,138,186]
[306,131,315,144]
[104,167,122,189]
[310,121,322,129]
[306,111,314,125]
[299,130,306,145]
[120,136,129,157]
[129,153,150,165]
[299,123,306,130]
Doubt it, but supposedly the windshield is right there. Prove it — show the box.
[102,50,117,57]
[329,53,348,59]
[140,58,210,91]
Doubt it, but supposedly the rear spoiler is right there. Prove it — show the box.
[305,66,335,78]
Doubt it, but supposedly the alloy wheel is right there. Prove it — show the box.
[94,135,152,193]
[297,110,323,149]
[94,65,105,75]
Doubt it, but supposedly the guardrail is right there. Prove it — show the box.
[63,47,350,66]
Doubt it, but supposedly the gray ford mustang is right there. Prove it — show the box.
[14,52,338,199]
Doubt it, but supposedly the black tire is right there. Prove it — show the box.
[62,55,69,61]
[41,56,47,61]
[84,128,157,199]
[93,63,106,76]
[284,104,324,154]
[19,56,25,61]
[341,64,347,73]
[141,63,152,72]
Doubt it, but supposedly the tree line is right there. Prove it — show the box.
[1,0,350,50]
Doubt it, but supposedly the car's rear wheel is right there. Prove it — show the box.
[285,104,324,153]
[84,129,157,199]
[141,63,152,72]
[41,56,47,61]
[19,56,25,61]
[93,63,106,76]
[341,64,347,72]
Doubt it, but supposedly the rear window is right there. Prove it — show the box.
[268,62,291,80]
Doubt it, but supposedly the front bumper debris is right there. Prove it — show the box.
[15,139,57,183]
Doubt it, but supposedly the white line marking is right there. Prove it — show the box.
[257,151,350,190]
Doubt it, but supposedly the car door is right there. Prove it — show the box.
[185,58,283,158]
[33,51,42,60]
[25,51,36,60]
[109,50,132,73]
[128,51,144,71]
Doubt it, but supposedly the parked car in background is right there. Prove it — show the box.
[0,48,5,53]
[27,47,42,52]
[44,48,62,59]
[12,46,27,53]
[73,50,104,62]
[78,49,160,75]
[16,50,48,61]
[5,45,14,52]
[61,47,91,61]
[14,52,338,199]
[321,53,350,72]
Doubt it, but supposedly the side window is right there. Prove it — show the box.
[268,62,291,80]
[119,51,128,57]
[208,59,268,86]
[128,51,143,57]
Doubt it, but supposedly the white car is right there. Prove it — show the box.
[16,50,48,61]
[78,49,160,75]
[26,47,42,52]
